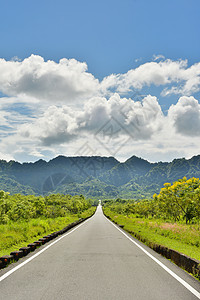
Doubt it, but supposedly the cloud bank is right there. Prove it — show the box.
[19,94,163,146]
[0,55,200,162]
[0,55,200,103]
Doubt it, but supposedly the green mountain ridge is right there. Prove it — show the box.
[1,155,200,198]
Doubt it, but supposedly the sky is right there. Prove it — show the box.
[0,0,200,163]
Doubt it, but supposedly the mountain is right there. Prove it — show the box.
[0,174,35,195]
[1,155,200,199]
[99,155,152,186]
[0,156,119,196]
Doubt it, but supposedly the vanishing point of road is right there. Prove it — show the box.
[0,205,200,300]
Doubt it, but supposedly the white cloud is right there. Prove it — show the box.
[152,54,165,61]
[161,62,200,96]
[0,55,99,103]
[0,110,10,127]
[101,59,200,96]
[168,96,200,136]
[11,56,22,62]
[1,95,200,163]
[1,55,200,163]
[0,55,200,107]
[29,150,45,158]
[19,105,78,146]
[16,94,164,147]
[0,151,14,161]
[2,92,200,162]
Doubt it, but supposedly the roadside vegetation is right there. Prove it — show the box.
[0,192,96,256]
[103,177,200,261]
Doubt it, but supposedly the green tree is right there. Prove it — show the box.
[153,177,200,223]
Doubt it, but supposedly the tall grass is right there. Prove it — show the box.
[0,207,96,257]
[103,207,200,261]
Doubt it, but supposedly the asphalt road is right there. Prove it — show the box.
[0,205,200,300]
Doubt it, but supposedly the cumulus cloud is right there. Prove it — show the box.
[1,95,200,162]
[78,94,164,140]
[101,59,200,96]
[18,94,164,146]
[0,55,200,107]
[1,54,200,162]
[0,55,99,103]
[19,105,78,146]
[168,96,200,136]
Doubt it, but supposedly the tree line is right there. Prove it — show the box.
[103,177,200,224]
[0,191,94,224]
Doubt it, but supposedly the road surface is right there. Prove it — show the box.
[0,205,200,299]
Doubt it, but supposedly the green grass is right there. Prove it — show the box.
[103,207,200,261]
[79,206,96,219]
[0,207,96,257]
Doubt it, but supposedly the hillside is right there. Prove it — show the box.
[1,155,200,198]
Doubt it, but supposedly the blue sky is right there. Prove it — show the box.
[0,0,200,162]
[1,0,199,76]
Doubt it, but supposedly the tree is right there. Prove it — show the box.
[153,177,200,223]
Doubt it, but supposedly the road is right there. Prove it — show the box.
[0,205,200,300]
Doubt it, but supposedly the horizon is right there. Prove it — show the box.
[0,0,200,163]
[1,152,199,165]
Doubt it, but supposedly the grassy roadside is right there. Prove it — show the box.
[103,207,200,261]
[0,206,96,257]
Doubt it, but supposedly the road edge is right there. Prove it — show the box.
[0,207,97,269]
[103,209,200,280]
